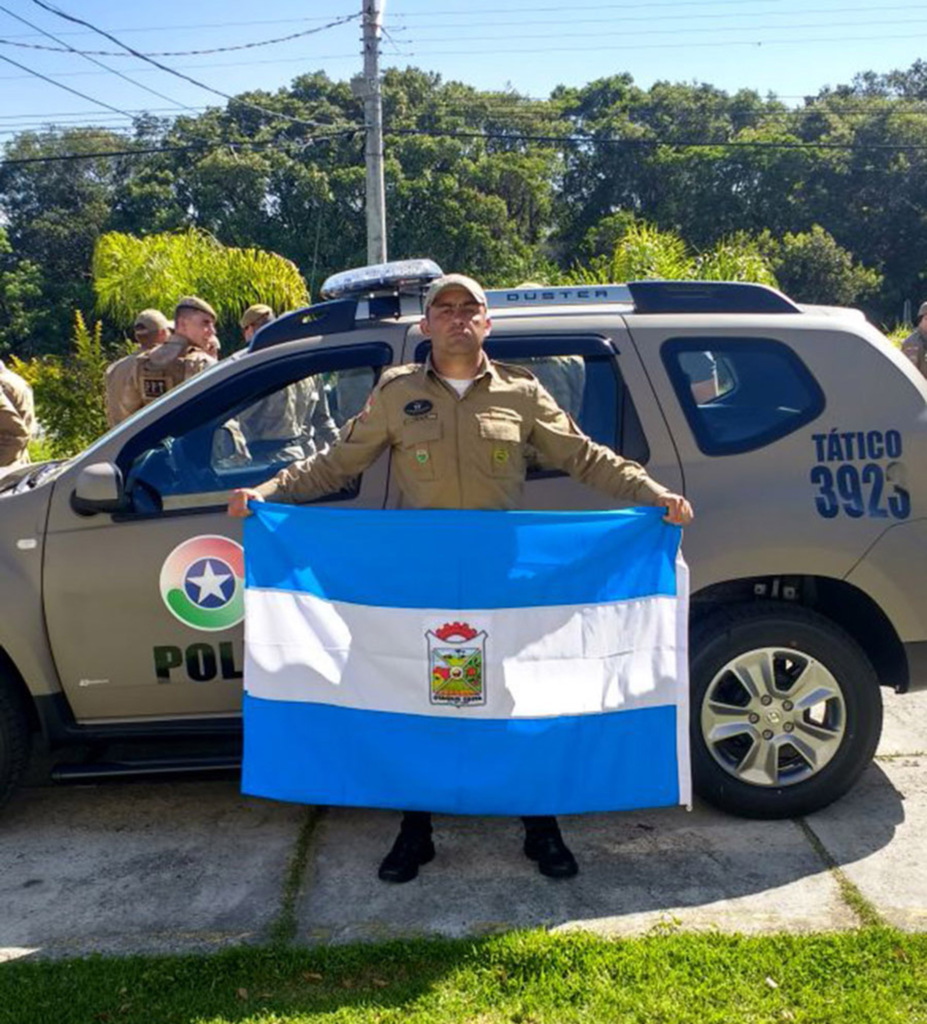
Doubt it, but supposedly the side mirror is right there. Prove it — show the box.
[71,461,128,515]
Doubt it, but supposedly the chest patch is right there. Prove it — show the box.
[143,378,168,399]
[404,399,433,416]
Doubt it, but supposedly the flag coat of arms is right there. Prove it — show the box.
[242,504,690,816]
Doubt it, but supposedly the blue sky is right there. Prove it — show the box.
[1,0,925,144]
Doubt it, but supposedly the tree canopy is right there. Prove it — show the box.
[1,63,925,357]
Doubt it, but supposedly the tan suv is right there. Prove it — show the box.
[1,261,924,820]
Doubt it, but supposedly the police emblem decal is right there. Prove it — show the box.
[426,621,487,707]
[404,399,433,416]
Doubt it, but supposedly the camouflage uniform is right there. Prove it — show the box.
[257,355,669,509]
[0,360,35,470]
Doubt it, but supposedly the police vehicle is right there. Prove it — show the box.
[1,258,924,820]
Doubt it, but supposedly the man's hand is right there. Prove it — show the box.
[662,493,694,526]
[228,488,264,517]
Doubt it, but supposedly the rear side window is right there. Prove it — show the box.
[662,337,825,455]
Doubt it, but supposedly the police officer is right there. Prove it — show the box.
[902,301,927,377]
[105,309,171,427]
[129,296,217,413]
[228,273,694,883]
[238,304,340,462]
[0,358,34,471]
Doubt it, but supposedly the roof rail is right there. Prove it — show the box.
[626,280,801,314]
[248,299,358,352]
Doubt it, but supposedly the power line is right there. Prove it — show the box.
[6,125,927,169]
[26,0,361,132]
[0,48,133,117]
[0,13,364,57]
[0,129,363,167]
[0,4,199,114]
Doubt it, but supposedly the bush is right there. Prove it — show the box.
[11,311,111,459]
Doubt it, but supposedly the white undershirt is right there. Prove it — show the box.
[441,376,474,398]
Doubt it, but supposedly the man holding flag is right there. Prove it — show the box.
[229,273,693,883]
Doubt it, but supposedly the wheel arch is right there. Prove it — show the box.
[0,647,40,735]
[692,574,905,692]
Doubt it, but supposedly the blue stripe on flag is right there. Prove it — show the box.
[241,694,681,816]
[245,505,679,609]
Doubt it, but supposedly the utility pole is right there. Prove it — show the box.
[361,0,387,264]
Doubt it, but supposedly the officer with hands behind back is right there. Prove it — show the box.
[229,273,694,883]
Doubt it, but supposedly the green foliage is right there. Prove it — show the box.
[561,221,777,286]
[763,225,883,305]
[3,63,927,355]
[92,228,310,345]
[10,311,109,459]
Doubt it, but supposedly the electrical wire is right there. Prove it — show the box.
[26,0,362,131]
[0,4,198,113]
[0,13,362,57]
[0,48,132,117]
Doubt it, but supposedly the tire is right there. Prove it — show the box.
[0,679,31,812]
[690,603,883,819]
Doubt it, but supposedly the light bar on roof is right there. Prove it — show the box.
[321,259,444,301]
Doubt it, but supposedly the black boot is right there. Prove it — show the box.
[522,816,578,879]
[378,812,436,883]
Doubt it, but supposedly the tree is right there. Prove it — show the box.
[91,229,310,345]
[10,311,109,457]
[762,226,882,306]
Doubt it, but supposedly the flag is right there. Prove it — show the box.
[242,504,690,816]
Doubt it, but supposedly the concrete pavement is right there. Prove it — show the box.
[0,689,923,961]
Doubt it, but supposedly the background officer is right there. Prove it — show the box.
[105,308,171,427]
[228,273,693,884]
[902,301,927,377]
[0,357,34,471]
[238,303,340,463]
[128,296,217,414]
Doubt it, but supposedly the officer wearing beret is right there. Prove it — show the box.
[902,301,927,378]
[229,273,694,883]
[0,358,34,471]
[105,309,171,427]
[129,296,218,414]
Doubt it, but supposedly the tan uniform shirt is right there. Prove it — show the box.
[0,363,35,469]
[257,357,669,510]
[902,329,927,377]
[105,350,142,428]
[129,335,215,413]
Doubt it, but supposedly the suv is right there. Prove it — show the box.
[1,261,924,819]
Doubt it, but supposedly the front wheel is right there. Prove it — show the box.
[690,604,883,819]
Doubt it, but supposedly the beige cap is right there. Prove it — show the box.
[133,309,170,334]
[240,303,274,330]
[917,301,927,324]
[174,295,217,321]
[423,273,488,313]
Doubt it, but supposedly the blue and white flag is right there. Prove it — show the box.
[242,505,690,816]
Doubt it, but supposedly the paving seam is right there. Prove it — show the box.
[796,816,886,929]
[267,804,326,946]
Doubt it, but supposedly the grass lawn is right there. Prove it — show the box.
[1,927,925,1024]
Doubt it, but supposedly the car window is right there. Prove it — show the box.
[121,353,384,511]
[487,341,650,469]
[663,337,825,456]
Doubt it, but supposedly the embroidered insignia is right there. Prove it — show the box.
[415,449,429,464]
[426,621,487,707]
[143,378,168,399]
[404,399,433,416]
[493,448,509,464]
